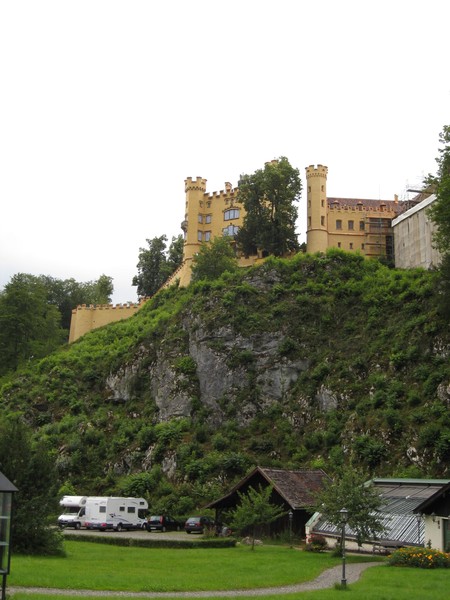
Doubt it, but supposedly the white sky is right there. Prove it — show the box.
[1,0,449,303]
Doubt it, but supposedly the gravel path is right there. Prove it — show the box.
[8,562,380,597]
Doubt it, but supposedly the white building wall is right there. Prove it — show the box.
[423,515,445,551]
[392,195,441,269]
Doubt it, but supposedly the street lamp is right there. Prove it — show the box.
[415,513,422,545]
[0,471,17,600]
[339,508,349,588]
[288,510,293,548]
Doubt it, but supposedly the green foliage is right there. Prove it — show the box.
[0,250,449,508]
[0,273,66,374]
[229,485,286,549]
[236,157,301,257]
[388,546,450,568]
[313,467,385,546]
[305,533,329,552]
[0,414,64,555]
[174,356,197,375]
[191,236,238,282]
[427,125,450,255]
[132,234,183,297]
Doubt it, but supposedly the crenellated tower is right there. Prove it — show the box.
[306,164,328,253]
[182,176,207,262]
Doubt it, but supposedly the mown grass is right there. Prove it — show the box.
[10,541,377,593]
[8,541,450,600]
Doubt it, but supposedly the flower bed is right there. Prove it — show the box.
[387,546,450,568]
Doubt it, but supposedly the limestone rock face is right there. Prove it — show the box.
[105,320,310,427]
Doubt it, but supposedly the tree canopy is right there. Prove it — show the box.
[236,157,301,257]
[0,415,64,555]
[132,234,184,297]
[0,273,114,375]
[0,274,65,374]
[426,125,450,319]
[191,236,238,282]
[312,468,385,547]
[229,485,286,549]
[427,125,450,255]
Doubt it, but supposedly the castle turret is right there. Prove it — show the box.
[183,176,207,262]
[306,164,328,253]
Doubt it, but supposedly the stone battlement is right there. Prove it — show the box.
[72,301,142,311]
[306,164,328,177]
[68,298,149,343]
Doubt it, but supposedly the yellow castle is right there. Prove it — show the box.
[69,164,408,342]
[306,164,405,257]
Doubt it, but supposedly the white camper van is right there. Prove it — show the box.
[58,495,87,529]
[84,497,148,531]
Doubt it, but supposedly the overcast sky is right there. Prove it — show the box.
[1,0,449,303]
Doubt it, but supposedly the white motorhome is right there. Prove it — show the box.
[84,497,148,531]
[58,495,88,529]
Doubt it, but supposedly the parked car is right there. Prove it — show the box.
[145,515,181,532]
[184,516,215,534]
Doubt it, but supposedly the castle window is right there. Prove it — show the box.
[336,219,342,230]
[359,221,365,231]
[308,216,311,228]
[308,186,311,193]
[321,216,325,226]
[198,214,203,223]
[224,208,240,221]
[348,220,354,230]
[206,201,211,208]
[205,214,212,224]
[338,242,341,248]
[223,224,239,237]
[350,242,353,249]
[197,230,203,241]
[204,231,211,242]
[321,199,324,207]
[321,185,324,192]
[361,243,365,249]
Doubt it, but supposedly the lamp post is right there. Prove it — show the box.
[339,508,349,588]
[288,510,293,548]
[415,513,422,545]
[0,471,17,600]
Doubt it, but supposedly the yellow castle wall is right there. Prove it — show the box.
[68,301,144,343]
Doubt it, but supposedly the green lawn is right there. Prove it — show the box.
[8,540,450,600]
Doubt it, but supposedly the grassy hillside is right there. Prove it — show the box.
[1,249,449,514]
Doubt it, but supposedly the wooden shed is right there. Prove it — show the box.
[205,466,330,537]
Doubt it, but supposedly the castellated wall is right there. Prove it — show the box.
[69,300,147,343]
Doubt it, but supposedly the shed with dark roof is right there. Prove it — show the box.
[205,467,330,537]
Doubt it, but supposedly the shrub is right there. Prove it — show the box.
[305,533,329,552]
[387,546,450,568]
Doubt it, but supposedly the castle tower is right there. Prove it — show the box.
[182,176,207,262]
[306,165,328,253]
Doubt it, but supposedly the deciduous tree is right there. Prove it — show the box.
[132,235,183,297]
[229,485,285,549]
[191,236,238,282]
[427,125,450,255]
[236,157,301,257]
[0,415,64,555]
[312,468,385,548]
[426,125,450,319]
[0,274,65,374]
